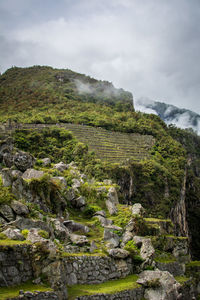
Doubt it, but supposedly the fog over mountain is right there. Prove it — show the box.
[135,97,200,135]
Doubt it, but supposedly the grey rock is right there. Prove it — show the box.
[132,203,145,216]
[137,270,181,300]
[14,151,35,172]
[3,152,13,168]
[27,228,48,243]
[106,187,119,215]
[63,220,89,234]
[41,157,51,166]
[0,138,13,162]
[2,228,25,241]
[11,170,23,178]
[22,168,44,180]
[133,236,155,264]
[10,200,29,216]
[94,210,106,218]
[125,218,136,232]
[104,228,120,248]
[90,241,98,253]
[1,168,12,187]
[121,231,133,247]
[72,178,83,189]
[11,217,53,235]
[105,199,118,215]
[53,161,68,172]
[71,196,86,209]
[156,261,185,276]
[70,233,88,245]
[0,204,15,222]
[108,248,129,259]
[95,215,113,226]
[51,219,68,240]
[107,187,119,204]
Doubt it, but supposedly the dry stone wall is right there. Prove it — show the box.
[64,255,133,285]
[74,287,144,300]
[0,244,33,287]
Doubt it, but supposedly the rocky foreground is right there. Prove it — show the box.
[0,137,200,300]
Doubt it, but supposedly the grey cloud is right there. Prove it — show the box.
[0,0,200,113]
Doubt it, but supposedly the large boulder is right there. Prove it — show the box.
[0,204,15,222]
[63,220,89,234]
[22,169,44,180]
[108,248,130,259]
[69,233,88,246]
[3,152,14,168]
[132,203,145,216]
[10,200,29,216]
[137,270,181,300]
[2,228,25,241]
[53,162,68,172]
[41,158,51,167]
[70,196,86,209]
[0,138,13,162]
[13,151,35,172]
[104,228,120,248]
[121,231,134,247]
[11,217,54,235]
[106,187,119,215]
[133,236,155,265]
[1,168,12,187]
[51,219,69,241]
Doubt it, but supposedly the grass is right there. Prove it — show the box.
[144,218,172,223]
[186,261,200,267]
[109,204,132,228]
[0,281,52,300]
[62,252,106,258]
[67,274,140,299]
[0,239,31,246]
[175,276,190,284]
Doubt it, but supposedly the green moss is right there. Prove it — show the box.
[21,229,29,239]
[0,281,52,300]
[186,261,200,267]
[0,239,31,246]
[62,252,106,258]
[0,233,7,240]
[110,205,132,228]
[38,230,49,239]
[67,274,139,299]
[175,276,190,284]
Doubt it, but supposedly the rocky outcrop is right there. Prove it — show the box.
[14,151,35,172]
[137,270,182,300]
[22,169,44,180]
[106,187,119,215]
[132,203,145,216]
[2,228,25,241]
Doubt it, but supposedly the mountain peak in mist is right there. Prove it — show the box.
[135,97,200,135]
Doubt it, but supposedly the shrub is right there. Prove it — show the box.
[38,230,49,239]
[21,229,29,239]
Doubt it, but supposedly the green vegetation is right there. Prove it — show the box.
[38,230,49,239]
[0,281,52,300]
[110,205,132,228]
[175,276,190,284]
[0,239,30,246]
[0,66,189,219]
[67,274,139,299]
[154,251,176,263]
[0,175,16,205]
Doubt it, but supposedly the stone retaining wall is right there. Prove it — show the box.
[0,244,33,287]
[7,291,58,300]
[75,287,144,300]
[64,255,133,285]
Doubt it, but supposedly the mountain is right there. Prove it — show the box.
[1,66,200,298]
[136,97,200,135]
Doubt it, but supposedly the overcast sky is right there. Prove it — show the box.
[0,0,200,113]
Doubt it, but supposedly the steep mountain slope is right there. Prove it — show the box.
[1,65,200,261]
[136,97,200,134]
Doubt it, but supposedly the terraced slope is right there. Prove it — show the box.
[63,123,155,163]
[3,123,155,164]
